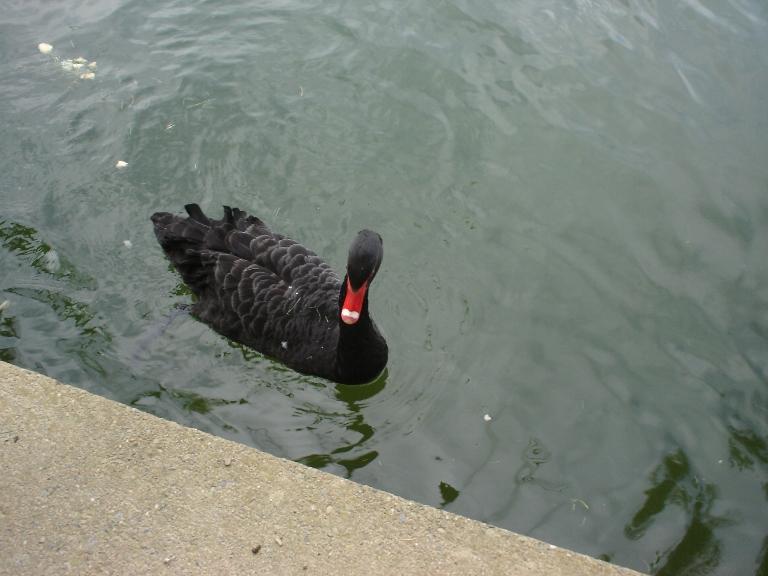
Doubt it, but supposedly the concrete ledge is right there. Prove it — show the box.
[0,361,643,575]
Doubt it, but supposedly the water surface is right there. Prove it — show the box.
[1,1,767,573]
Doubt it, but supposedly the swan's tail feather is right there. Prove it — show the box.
[223,205,270,236]
[151,205,217,295]
[184,203,211,226]
[151,204,274,296]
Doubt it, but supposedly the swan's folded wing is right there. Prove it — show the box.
[221,229,340,288]
[194,249,339,355]
[194,251,284,345]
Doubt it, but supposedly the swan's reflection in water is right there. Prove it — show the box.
[296,369,387,478]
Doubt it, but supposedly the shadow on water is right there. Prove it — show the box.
[623,441,768,576]
[728,427,768,576]
[130,382,250,436]
[0,314,18,363]
[625,450,727,575]
[727,426,768,471]
[757,538,768,576]
[439,481,460,508]
[161,386,248,415]
[0,220,95,289]
[0,219,111,375]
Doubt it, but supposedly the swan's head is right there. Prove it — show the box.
[340,230,383,325]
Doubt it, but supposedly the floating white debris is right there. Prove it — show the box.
[0,300,10,313]
[281,341,288,350]
[115,160,128,169]
[123,240,133,248]
[38,43,53,55]
[53,54,99,80]
[570,498,590,511]
[483,414,492,422]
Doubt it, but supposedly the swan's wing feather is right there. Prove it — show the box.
[152,204,344,377]
[194,250,339,357]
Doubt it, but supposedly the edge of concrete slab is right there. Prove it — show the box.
[0,361,645,575]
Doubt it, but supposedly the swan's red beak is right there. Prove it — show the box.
[341,278,368,325]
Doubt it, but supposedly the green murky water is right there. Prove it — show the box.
[1,1,767,573]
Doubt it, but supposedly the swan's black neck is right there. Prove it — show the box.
[335,276,388,384]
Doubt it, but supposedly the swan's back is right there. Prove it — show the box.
[151,205,341,376]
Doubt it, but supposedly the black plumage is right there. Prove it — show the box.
[150,204,388,384]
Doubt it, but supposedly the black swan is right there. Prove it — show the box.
[150,204,388,384]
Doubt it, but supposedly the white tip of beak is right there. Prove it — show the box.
[341,309,360,325]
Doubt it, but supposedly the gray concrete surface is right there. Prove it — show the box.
[0,361,644,575]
